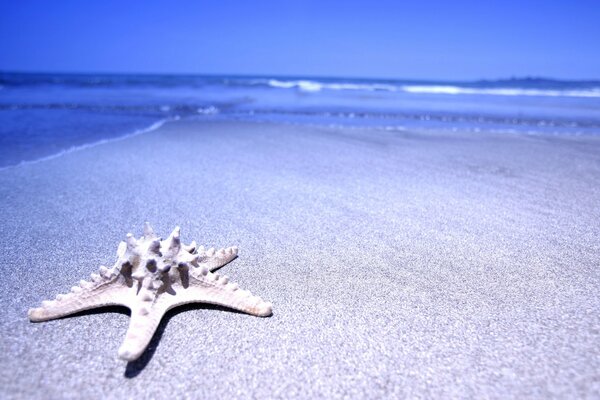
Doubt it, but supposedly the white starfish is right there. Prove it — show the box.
[28,223,273,361]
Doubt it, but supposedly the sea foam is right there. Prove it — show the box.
[265,79,600,98]
[401,85,600,98]
[267,79,397,92]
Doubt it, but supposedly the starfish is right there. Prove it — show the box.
[28,223,273,361]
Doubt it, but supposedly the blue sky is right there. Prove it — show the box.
[1,0,598,80]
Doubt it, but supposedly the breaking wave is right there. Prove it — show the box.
[401,85,600,98]
[265,79,600,98]
[267,79,398,92]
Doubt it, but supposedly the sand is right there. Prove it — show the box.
[0,120,599,399]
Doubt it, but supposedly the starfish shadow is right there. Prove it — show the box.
[47,306,131,319]
[34,303,249,378]
[124,303,248,378]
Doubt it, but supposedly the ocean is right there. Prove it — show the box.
[1,72,599,169]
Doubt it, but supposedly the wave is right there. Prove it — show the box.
[264,79,600,98]
[0,118,171,171]
[4,73,599,98]
[401,85,600,98]
[267,79,398,92]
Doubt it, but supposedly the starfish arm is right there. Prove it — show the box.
[117,265,272,361]
[28,272,130,322]
[117,302,167,361]
[175,268,273,317]
[196,246,239,272]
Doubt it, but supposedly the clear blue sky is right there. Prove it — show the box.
[1,0,598,80]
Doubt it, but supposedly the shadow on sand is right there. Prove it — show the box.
[30,303,249,378]
[124,303,248,378]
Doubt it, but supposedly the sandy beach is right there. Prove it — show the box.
[1,119,599,398]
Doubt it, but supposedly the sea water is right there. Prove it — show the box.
[1,72,599,169]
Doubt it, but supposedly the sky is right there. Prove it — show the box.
[0,0,599,80]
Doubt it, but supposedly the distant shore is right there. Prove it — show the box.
[1,119,599,398]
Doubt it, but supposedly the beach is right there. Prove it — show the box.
[0,119,599,398]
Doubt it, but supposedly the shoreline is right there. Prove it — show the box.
[1,119,598,398]
[0,117,173,172]
[2,114,600,173]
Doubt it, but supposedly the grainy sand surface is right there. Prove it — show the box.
[1,120,599,399]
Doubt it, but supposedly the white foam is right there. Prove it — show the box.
[268,80,322,92]
[0,118,171,172]
[266,79,600,98]
[401,85,600,98]
[267,79,397,92]
[197,106,219,115]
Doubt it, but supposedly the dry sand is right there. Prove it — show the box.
[0,120,599,398]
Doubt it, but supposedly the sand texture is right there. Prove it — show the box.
[1,120,599,399]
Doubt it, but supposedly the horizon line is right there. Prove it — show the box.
[2,69,600,84]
